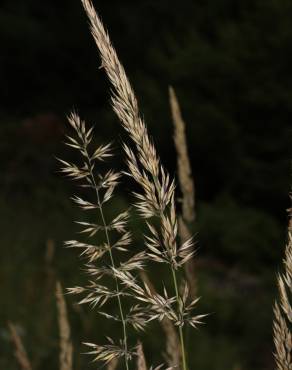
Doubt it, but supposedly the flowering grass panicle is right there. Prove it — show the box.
[77,1,205,369]
[273,206,292,370]
[169,86,197,301]
[61,113,149,369]
[55,281,73,370]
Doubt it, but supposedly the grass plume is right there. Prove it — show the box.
[80,1,204,369]
[169,86,197,300]
[273,205,292,370]
[56,281,73,370]
[169,86,195,223]
[61,114,144,369]
[60,2,205,369]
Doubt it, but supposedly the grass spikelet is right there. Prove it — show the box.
[273,204,292,370]
[140,271,181,367]
[56,281,73,370]
[8,322,32,370]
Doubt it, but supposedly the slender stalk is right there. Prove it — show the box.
[171,268,187,370]
[86,149,129,370]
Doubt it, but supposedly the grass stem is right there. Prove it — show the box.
[171,268,188,370]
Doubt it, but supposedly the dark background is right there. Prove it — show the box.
[1,0,291,369]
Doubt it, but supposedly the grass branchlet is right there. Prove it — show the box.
[61,114,148,368]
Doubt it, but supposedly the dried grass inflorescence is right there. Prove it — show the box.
[56,281,73,370]
[8,322,32,370]
[60,2,205,369]
[61,113,148,369]
[169,86,197,301]
[273,207,292,370]
[169,86,195,224]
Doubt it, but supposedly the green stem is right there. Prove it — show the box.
[171,267,188,370]
[88,155,129,370]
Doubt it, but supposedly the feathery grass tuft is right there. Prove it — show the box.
[169,85,197,301]
[61,112,148,369]
[273,204,292,370]
[169,86,195,223]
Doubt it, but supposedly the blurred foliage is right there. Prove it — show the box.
[0,0,291,369]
